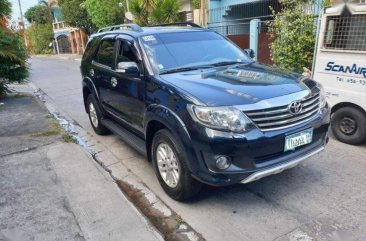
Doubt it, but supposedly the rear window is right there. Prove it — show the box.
[95,39,116,68]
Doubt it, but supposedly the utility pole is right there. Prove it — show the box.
[17,0,27,46]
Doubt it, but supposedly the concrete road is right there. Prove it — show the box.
[29,56,366,241]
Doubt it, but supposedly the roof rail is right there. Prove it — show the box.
[97,24,143,33]
[150,22,202,28]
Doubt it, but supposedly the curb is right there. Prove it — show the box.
[27,82,205,241]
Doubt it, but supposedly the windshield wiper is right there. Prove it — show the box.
[160,65,214,75]
[211,61,245,67]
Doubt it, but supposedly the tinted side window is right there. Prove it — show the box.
[117,41,139,63]
[96,39,116,67]
[82,37,100,61]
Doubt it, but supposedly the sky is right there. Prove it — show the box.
[9,0,39,23]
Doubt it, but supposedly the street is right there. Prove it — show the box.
[29,56,366,241]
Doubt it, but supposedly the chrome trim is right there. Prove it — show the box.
[234,90,311,112]
[243,92,320,131]
[254,114,318,132]
[92,60,113,70]
[241,146,325,184]
[256,108,319,127]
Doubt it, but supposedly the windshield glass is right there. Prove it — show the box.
[140,31,251,73]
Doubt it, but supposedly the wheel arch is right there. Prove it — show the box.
[331,102,366,116]
[82,77,100,113]
[144,105,196,168]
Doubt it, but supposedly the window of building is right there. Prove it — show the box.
[96,39,116,67]
[323,12,366,51]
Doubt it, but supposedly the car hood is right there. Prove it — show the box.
[159,63,311,106]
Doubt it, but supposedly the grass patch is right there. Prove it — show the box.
[32,121,62,137]
[62,134,78,144]
[14,93,29,98]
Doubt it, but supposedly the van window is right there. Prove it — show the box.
[323,14,366,51]
[96,39,116,67]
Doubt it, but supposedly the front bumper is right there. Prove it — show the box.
[240,145,324,184]
[185,107,330,186]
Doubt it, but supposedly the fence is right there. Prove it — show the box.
[207,0,324,64]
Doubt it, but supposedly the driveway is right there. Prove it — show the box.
[29,56,366,241]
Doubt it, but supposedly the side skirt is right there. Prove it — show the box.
[101,118,147,156]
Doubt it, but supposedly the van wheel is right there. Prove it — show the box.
[87,95,110,135]
[331,107,366,145]
[152,129,202,201]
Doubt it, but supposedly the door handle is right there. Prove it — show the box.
[111,77,118,87]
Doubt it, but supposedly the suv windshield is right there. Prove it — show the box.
[140,31,251,74]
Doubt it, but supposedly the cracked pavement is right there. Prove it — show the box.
[0,95,163,241]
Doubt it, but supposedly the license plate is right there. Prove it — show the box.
[284,129,313,152]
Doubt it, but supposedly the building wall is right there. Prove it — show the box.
[209,0,255,9]
[181,0,193,11]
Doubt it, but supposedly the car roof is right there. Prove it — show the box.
[90,26,210,39]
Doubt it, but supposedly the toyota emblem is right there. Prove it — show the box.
[288,101,303,115]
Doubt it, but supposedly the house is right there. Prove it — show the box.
[48,0,87,54]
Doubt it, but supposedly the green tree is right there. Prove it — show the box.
[150,0,182,24]
[27,23,54,54]
[85,0,124,29]
[25,3,54,55]
[130,0,182,26]
[268,0,316,73]
[24,5,53,24]
[192,0,200,9]
[0,0,11,19]
[0,0,28,97]
[58,0,97,34]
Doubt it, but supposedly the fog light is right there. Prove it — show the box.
[216,156,231,170]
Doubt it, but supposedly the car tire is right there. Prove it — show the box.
[87,95,110,135]
[331,107,366,145]
[152,129,202,201]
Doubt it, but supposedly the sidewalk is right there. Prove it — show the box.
[0,95,162,241]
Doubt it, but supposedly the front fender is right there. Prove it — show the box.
[144,104,204,175]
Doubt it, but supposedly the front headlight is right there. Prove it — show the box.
[318,83,327,108]
[187,105,253,132]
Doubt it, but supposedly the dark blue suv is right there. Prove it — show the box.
[81,23,330,201]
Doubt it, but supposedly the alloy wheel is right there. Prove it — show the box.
[89,102,98,128]
[156,143,181,188]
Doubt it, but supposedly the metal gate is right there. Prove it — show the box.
[207,0,324,64]
[56,35,71,54]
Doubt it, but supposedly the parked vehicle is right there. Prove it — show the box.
[313,3,366,145]
[81,23,330,200]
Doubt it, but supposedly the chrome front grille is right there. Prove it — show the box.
[244,93,320,131]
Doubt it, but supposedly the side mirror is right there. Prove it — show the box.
[244,49,255,59]
[116,62,139,74]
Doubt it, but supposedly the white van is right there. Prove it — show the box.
[313,2,366,145]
